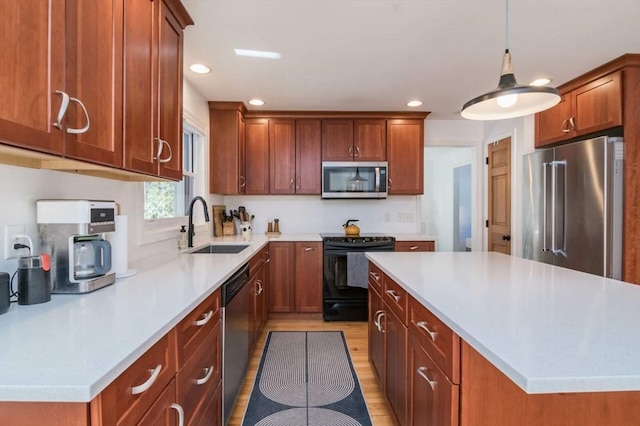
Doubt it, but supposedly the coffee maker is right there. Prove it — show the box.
[37,200,117,294]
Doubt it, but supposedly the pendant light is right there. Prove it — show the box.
[460,0,560,120]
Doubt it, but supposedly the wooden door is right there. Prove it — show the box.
[295,119,322,194]
[488,137,511,254]
[385,308,408,426]
[321,119,354,161]
[354,119,386,161]
[245,118,270,194]
[535,93,572,147]
[0,0,65,154]
[63,0,123,167]
[268,242,295,313]
[387,119,424,195]
[408,338,459,426]
[269,119,296,194]
[123,0,158,176]
[157,1,184,180]
[137,379,178,426]
[368,289,385,385]
[294,242,322,313]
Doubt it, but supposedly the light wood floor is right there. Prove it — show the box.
[227,319,396,426]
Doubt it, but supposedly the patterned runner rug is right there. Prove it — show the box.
[242,331,373,426]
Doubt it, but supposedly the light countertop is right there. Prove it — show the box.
[366,251,640,394]
[392,233,438,241]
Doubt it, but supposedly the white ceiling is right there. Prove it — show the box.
[181,0,640,120]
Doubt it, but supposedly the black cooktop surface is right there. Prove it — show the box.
[320,233,395,243]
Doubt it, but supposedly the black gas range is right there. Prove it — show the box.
[321,234,395,321]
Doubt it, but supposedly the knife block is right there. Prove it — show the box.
[222,221,236,236]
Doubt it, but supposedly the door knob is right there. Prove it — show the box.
[502,235,511,241]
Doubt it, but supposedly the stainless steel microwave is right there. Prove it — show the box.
[321,161,388,199]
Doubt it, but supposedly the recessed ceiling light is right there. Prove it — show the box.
[189,63,211,74]
[530,78,552,86]
[249,99,265,106]
[406,100,423,107]
[234,49,281,59]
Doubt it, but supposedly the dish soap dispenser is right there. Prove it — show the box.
[178,225,188,250]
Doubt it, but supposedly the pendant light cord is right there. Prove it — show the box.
[505,0,509,52]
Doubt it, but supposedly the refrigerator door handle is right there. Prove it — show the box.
[542,162,550,252]
[550,160,567,254]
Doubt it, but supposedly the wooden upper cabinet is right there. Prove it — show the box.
[321,119,386,161]
[63,0,123,167]
[354,119,386,161]
[535,71,622,147]
[246,118,270,194]
[387,119,425,195]
[269,119,296,194]
[123,0,192,180]
[322,119,354,161]
[295,119,322,194]
[209,103,247,194]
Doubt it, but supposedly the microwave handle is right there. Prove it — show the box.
[375,167,380,192]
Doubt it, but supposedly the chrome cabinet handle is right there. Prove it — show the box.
[304,247,314,251]
[416,321,437,341]
[354,146,360,157]
[409,246,419,250]
[53,90,90,134]
[239,175,246,187]
[154,138,172,163]
[348,146,353,156]
[568,117,576,131]
[373,310,385,332]
[560,119,571,133]
[195,366,214,385]
[264,251,270,263]
[194,310,213,327]
[417,366,437,391]
[256,280,263,295]
[296,178,301,189]
[385,289,401,303]
[131,364,162,395]
[369,271,380,281]
[388,177,393,188]
[290,177,295,189]
[171,403,185,426]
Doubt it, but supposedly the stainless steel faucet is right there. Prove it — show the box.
[188,196,210,248]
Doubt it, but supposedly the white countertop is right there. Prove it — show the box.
[392,233,438,242]
[366,251,640,394]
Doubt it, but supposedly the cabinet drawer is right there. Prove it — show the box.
[408,338,459,426]
[110,331,177,425]
[395,241,435,252]
[368,262,384,295]
[383,278,408,325]
[191,381,222,426]
[177,289,220,364]
[249,246,268,276]
[409,297,460,383]
[177,324,221,425]
[136,379,177,426]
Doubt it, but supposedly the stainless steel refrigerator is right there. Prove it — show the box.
[523,136,624,279]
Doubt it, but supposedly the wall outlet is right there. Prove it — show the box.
[384,212,391,223]
[397,212,415,223]
[4,225,27,260]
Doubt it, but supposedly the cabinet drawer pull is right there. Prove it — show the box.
[154,138,173,163]
[348,146,353,156]
[194,310,213,327]
[264,251,270,263]
[256,280,263,295]
[195,366,214,385]
[568,116,576,131]
[385,289,401,303]
[239,175,246,188]
[409,245,419,250]
[373,310,385,332]
[53,91,91,134]
[354,146,361,157]
[131,364,162,395]
[417,366,437,390]
[171,403,185,426]
[416,321,437,341]
[369,271,380,281]
[304,247,314,251]
[290,177,296,189]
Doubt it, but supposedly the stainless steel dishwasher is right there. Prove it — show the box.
[221,263,250,425]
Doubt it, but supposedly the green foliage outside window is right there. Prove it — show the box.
[144,182,177,220]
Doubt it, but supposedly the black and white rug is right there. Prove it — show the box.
[242,331,373,426]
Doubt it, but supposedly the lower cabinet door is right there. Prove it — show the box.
[191,381,223,426]
[385,308,408,426]
[368,289,385,385]
[137,379,179,426]
[408,338,459,426]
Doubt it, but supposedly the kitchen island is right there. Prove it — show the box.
[366,251,640,425]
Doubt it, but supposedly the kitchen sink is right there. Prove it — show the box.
[190,244,249,254]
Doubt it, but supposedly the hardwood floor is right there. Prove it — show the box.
[228,319,396,426]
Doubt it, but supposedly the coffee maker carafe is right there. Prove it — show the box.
[37,200,117,294]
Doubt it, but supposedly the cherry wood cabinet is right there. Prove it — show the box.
[535,71,623,147]
[123,0,191,180]
[209,102,247,194]
[136,379,179,426]
[245,118,270,194]
[249,246,270,352]
[321,119,386,161]
[294,242,323,313]
[395,241,435,252]
[368,285,385,385]
[387,119,425,195]
[0,0,123,167]
[268,241,322,314]
[269,118,296,194]
[295,119,322,194]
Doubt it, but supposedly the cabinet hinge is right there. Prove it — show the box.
[485,220,489,228]
[485,157,489,165]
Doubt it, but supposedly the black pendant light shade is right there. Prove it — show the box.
[460,0,560,120]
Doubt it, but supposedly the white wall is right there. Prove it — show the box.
[0,80,214,273]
